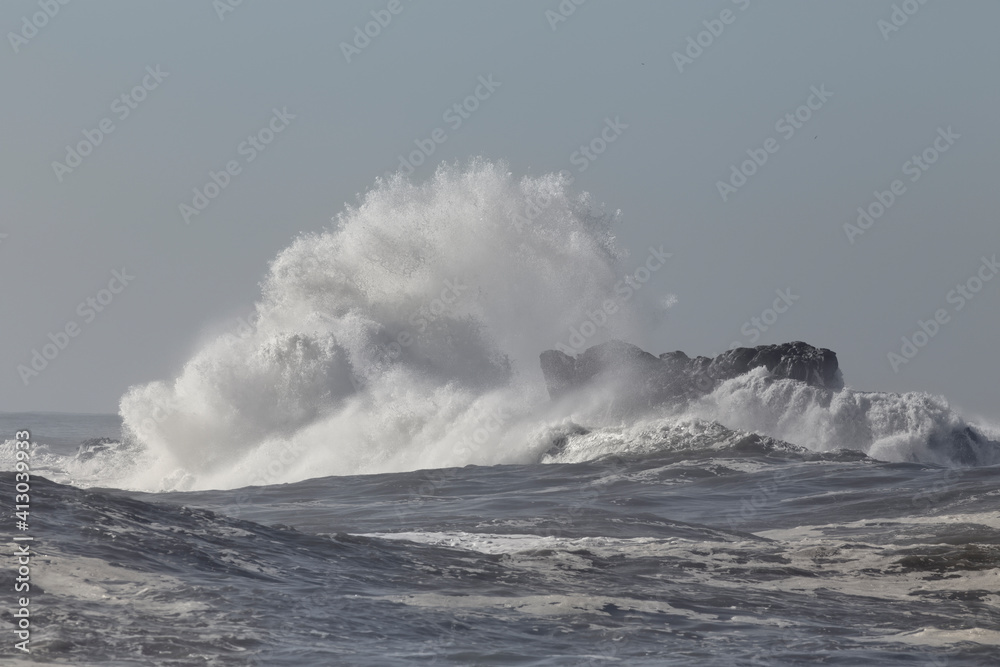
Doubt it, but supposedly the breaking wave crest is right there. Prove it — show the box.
[686,369,1000,467]
[65,160,996,492]
[116,160,642,490]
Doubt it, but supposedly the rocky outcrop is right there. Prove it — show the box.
[539,340,843,406]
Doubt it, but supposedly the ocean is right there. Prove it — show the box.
[3,411,1000,665]
[3,163,998,665]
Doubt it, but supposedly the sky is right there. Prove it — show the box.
[1,0,998,419]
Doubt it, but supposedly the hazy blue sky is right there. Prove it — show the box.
[1,0,998,418]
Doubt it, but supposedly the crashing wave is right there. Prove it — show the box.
[73,160,999,491]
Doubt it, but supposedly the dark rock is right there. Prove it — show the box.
[540,340,843,407]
